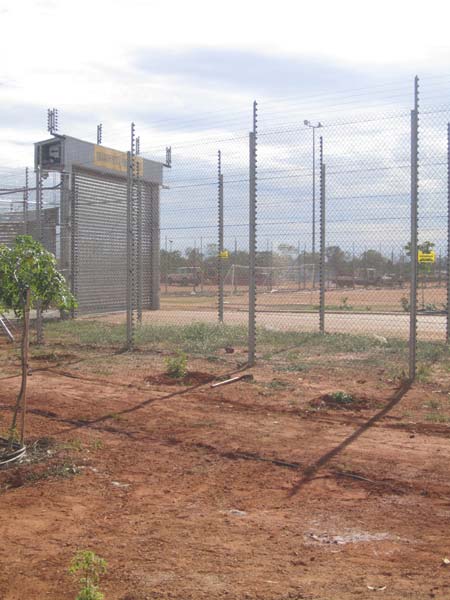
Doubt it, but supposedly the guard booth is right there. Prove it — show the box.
[35,135,165,314]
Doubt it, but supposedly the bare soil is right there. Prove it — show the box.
[1,349,450,599]
[161,284,446,313]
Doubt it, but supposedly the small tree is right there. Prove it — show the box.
[0,236,76,448]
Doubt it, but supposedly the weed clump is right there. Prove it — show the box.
[329,391,354,404]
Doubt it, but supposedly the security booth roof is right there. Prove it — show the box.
[34,135,165,185]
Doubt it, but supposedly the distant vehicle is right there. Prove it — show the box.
[380,273,404,288]
[334,268,403,289]
[167,267,201,286]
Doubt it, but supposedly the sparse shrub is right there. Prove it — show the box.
[400,296,410,312]
[339,297,352,310]
[329,391,354,404]
[425,413,450,423]
[424,399,440,410]
[165,352,188,379]
[416,364,431,383]
[424,303,437,312]
[2,426,19,443]
[267,379,289,390]
[69,550,107,600]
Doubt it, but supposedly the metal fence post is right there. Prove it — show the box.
[35,164,42,242]
[409,76,419,380]
[248,101,258,366]
[70,173,78,319]
[447,123,450,344]
[35,160,43,344]
[218,150,225,323]
[319,136,326,334]
[126,149,134,350]
[150,181,161,310]
[23,167,28,234]
[136,152,143,324]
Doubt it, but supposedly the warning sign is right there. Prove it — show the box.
[219,250,229,259]
[94,146,143,175]
[418,250,435,263]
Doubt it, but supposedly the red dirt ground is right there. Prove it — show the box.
[1,353,450,599]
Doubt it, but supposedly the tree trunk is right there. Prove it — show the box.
[20,289,31,444]
[9,288,30,447]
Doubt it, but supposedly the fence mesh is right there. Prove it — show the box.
[156,134,250,346]
[1,77,449,377]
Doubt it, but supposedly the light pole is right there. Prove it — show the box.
[304,120,322,287]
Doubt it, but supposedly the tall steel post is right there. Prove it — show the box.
[319,136,326,334]
[165,236,168,294]
[218,150,225,323]
[35,157,43,242]
[70,173,78,319]
[35,156,44,345]
[447,123,450,343]
[312,126,316,264]
[126,148,134,350]
[59,171,71,319]
[304,120,322,288]
[149,181,160,310]
[234,238,238,294]
[248,101,258,366]
[193,240,198,293]
[23,167,29,234]
[136,141,143,324]
[409,76,419,380]
[200,236,204,293]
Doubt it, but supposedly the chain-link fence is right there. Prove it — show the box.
[0,168,61,250]
[1,77,449,378]
[257,103,416,375]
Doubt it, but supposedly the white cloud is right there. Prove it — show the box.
[0,0,449,256]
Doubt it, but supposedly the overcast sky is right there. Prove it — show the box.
[1,0,450,251]
[1,0,450,165]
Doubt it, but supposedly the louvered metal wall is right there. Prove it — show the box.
[71,168,159,314]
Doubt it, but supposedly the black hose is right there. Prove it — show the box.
[0,437,26,467]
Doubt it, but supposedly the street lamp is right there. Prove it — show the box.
[304,120,322,287]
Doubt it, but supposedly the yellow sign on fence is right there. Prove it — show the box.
[418,250,436,263]
[93,146,144,175]
[219,250,229,259]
